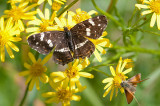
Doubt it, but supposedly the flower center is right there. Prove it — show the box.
[65,67,78,78]
[52,1,62,11]
[113,73,127,88]
[73,11,91,23]
[150,0,160,14]
[0,31,9,46]
[30,61,45,77]
[56,89,72,102]
[8,7,24,21]
[40,19,51,32]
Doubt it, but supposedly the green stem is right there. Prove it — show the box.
[113,45,160,55]
[128,8,137,27]
[90,68,111,77]
[57,0,79,17]
[42,0,47,12]
[35,52,40,60]
[91,0,125,30]
[106,0,118,13]
[138,28,160,36]
[19,82,30,106]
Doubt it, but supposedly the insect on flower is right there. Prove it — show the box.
[121,73,148,104]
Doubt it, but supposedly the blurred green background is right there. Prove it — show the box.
[0,0,160,106]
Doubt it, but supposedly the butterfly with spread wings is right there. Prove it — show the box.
[27,15,107,65]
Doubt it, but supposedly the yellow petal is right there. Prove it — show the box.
[93,49,102,62]
[45,97,59,103]
[23,4,37,12]
[24,62,31,69]
[41,52,52,64]
[103,85,112,97]
[5,17,13,30]
[110,66,116,76]
[135,4,149,9]
[35,77,40,90]
[1,46,5,62]
[54,17,64,28]
[45,8,50,20]
[19,70,30,76]
[9,37,21,42]
[48,0,52,5]
[96,45,106,54]
[27,19,42,26]
[37,0,44,5]
[42,92,56,97]
[141,10,152,15]
[123,68,132,74]
[40,74,49,83]
[157,15,160,30]
[29,78,36,91]
[150,13,156,27]
[18,20,24,31]
[50,72,65,77]
[79,72,94,79]
[88,10,98,15]
[104,81,112,90]
[28,52,36,63]
[102,78,113,83]
[0,17,4,30]
[5,44,14,59]
[26,27,40,33]
[37,9,44,19]
[26,75,32,84]
[71,95,81,101]
[7,41,19,52]
[110,87,114,101]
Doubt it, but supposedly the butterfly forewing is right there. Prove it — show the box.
[72,35,95,59]
[70,15,107,39]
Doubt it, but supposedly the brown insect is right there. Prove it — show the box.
[120,73,148,104]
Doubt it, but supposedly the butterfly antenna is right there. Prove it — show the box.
[66,11,69,27]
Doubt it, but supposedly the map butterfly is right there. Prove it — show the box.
[27,15,107,65]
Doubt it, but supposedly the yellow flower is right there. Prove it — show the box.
[27,0,39,3]
[0,17,21,62]
[8,0,22,4]
[88,31,112,62]
[102,57,133,101]
[38,0,52,5]
[54,11,76,30]
[135,0,160,30]
[70,8,98,23]
[52,0,66,11]
[42,81,81,105]
[26,8,57,36]
[3,2,37,31]
[19,52,52,91]
[50,58,93,92]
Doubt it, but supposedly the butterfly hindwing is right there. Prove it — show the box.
[53,39,73,65]
[124,89,134,104]
[27,31,65,54]
[72,35,95,59]
[70,15,107,39]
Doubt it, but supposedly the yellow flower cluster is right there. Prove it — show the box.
[1,0,147,105]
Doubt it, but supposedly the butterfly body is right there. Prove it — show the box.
[27,15,107,65]
[121,73,147,104]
